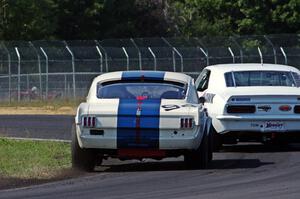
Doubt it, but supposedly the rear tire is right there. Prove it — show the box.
[208,126,214,161]
[184,130,210,169]
[212,126,222,152]
[71,124,98,172]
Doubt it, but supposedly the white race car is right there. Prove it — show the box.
[195,63,300,147]
[72,71,212,171]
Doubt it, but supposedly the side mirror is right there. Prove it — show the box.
[199,96,206,105]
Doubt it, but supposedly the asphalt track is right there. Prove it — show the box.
[1,115,300,198]
[0,115,73,140]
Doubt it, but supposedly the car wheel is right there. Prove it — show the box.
[71,124,97,172]
[208,125,213,161]
[212,126,222,152]
[184,130,209,169]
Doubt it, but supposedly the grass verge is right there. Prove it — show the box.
[0,99,82,115]
[0,138,71,179]
[0,99,82,108]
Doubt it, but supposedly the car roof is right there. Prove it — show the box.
[93,71,192,84]
[205,63,300,73]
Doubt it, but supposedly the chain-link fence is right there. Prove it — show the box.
[0,34,300,101]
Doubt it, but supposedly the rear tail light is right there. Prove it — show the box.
[181,117,194,128]
[279,105,291,112]
[227,105,256,113]
[294,105,300,113]
[82,116,96,128]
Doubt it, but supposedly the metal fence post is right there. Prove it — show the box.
[122,47,129,71]
[280,47,288,65]
[148,47,157,70]
[40,47,48,99]
[228,47,235,63]
[173,47,183,72]
[1,42,11,102]
[161,37,176,71]
[15,47,21,102]
[65,43,76,99]
[64,74,67,98]
[95,46,103,72]
[29,41,42,99]
[199,47,209,66]
[130,38,142,70]
[230,36,244,63]
[95,40,108,72]
[258,47,263,65]
[264,35,277,64]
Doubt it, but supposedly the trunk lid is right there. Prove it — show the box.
[222,87,300,115]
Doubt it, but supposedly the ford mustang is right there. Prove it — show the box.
[72,71,212,171]
[195,63,300,148]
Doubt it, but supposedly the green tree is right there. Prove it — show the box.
[54,0,104,40]
[96,0,172,39]
[166,0,239,37]
[3,0,57,40]
[1,0,300,40]
[269,0,300,34]
[166,0,300,37]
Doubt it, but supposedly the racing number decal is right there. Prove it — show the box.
[162,105,180,111]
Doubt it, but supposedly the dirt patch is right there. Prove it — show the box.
[0,106,76,115]
[0,169,86,190]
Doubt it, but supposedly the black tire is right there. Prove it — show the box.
[184,130,209,169]
[208,126,214,161]
[212,126,222,152]
[71,124,97,172]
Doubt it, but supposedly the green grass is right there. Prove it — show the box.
[0,138,71,179]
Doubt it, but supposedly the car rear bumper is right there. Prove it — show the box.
[214,115,300,134]
[76,125,203,150]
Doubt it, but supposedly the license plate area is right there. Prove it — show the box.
[263,121,285,131]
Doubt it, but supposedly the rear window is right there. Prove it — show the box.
[225,71,298,87]
[97,80,187,99]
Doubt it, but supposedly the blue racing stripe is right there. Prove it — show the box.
[122,71,165,81]
[117,99,161,149]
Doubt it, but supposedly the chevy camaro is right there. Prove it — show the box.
[72,71,212,171]
[196,63,300,147]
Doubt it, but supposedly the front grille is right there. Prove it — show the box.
[227,105,256,113]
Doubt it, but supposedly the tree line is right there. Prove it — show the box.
[0,0,299,40]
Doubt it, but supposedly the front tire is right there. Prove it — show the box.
[71,124,97,172]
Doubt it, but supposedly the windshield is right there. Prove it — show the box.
[225,71,299,87]
[97,81,187,99]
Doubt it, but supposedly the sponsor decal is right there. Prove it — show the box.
[265,121,284,129]
[231,97,251,102]
[162,104,180,111]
